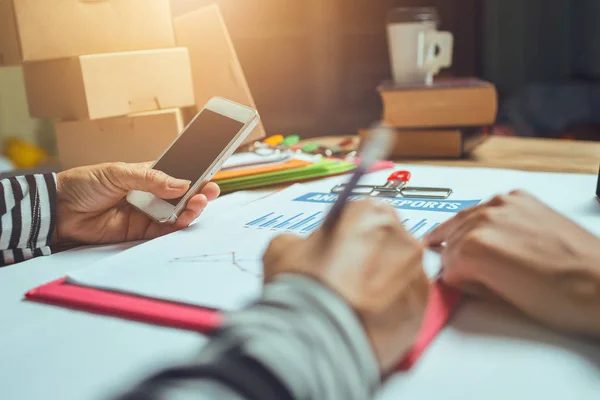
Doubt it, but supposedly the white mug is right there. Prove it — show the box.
[387,7,454,85]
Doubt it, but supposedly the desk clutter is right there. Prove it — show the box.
[0,1,266,170]
[212,135,394,193]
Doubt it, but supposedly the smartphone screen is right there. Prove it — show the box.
[153,109,245,205]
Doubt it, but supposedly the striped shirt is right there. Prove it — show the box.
[0,173,56,267]
[0,173,379,399]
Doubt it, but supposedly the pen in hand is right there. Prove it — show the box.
[322,127,395,233]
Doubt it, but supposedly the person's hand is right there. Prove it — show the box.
[424,190,600,337]
[263,200,429,374]
[55,162,220,245]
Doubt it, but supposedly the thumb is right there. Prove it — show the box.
[106,162,191,199]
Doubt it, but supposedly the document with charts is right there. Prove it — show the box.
[69,163,600,311]
[68,166,497,311]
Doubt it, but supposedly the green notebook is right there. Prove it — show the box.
[215,158,356,193]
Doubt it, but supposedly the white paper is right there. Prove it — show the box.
[220,151,291,170]
[67,165,600,311]
[190,189,273,226]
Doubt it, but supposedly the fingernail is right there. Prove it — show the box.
[168,178,191,190]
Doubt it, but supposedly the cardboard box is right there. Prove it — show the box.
[55,109,183,169]
[23,48,195,120]
[0,0,174,66]
[174,5,266,145]
[0,0,21,65]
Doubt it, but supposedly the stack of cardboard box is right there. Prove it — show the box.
[0,1,265,169]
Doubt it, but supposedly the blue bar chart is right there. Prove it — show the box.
[405,219,440,238]
[246,212,441,238]
[246,212,325,234]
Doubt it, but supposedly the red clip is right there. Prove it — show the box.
[388,170,411,183]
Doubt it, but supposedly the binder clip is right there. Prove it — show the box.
[331,170,453,199]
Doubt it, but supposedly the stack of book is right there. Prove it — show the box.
[0,2,265,170]
[360,78,498,158]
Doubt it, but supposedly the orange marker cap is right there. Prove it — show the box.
[263,135,285,146]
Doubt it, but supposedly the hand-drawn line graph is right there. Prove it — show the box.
[170,252,262,278]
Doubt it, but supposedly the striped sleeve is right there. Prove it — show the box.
[116,275,380,400]
[0,173,57,267]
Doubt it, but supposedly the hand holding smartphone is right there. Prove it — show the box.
[126,97,260,223]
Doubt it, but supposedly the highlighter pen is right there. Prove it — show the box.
[321,126,395,232]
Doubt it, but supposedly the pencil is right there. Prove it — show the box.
[321,126,394,232]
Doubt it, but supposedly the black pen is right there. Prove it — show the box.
[321,127,394,232]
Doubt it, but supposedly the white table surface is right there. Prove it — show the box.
[2,190,600,400]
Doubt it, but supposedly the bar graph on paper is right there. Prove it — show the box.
[245,212,441,239]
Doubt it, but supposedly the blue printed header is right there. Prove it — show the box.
[293,192,480,213]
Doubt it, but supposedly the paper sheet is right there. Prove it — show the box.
[220,151,316,171]
[221,152,291,170]
[189,189,272,226]
[67,165,600,311]
[67,165,494,310]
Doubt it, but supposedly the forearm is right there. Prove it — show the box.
[118,275,380,400]
[0,174,57,266]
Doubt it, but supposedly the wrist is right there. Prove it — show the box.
[52,172,65,246]
[53,171,78,248]
[551,236,600,336]
[575,241,600,299]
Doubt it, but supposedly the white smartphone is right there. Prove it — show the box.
[126,97,259,223]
